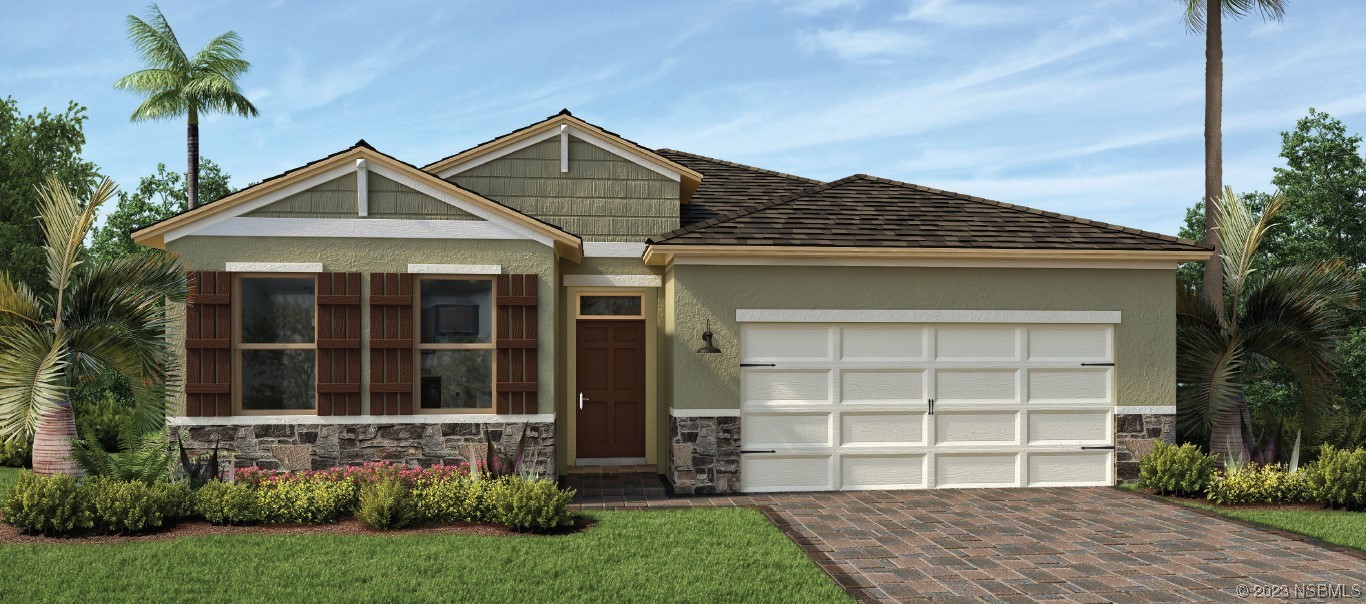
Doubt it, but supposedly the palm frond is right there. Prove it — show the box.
[0,329,68,440]
[190,31,250,78]
[114,68,187,95]
[36,176,113,325]
[124,5,189,74]
[1176,322,1244,439]
[1179,0,1207,33]
[1180,0,1287,33]
[0,272,44,328]
[1218,188,1284,321]
[183,74,258,117]
[1176,282,1223,328]
[128,89,190,122]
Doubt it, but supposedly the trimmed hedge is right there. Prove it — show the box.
[1206,463,1311,505]
[1138,442,1216,497]
[2,471,93,536]
[1303,446,1366,510]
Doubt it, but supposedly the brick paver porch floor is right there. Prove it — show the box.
[565,472,1366,603]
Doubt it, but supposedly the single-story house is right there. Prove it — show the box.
[137,110,1212,494]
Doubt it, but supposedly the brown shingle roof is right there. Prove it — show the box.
[648,174,1209,252]
[656,149,824,225]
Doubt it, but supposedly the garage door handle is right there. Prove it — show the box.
[740,449,776,454]
[740,363,776,368]
[1081,445,1115,450]
[1080,362,1115,367]
[928,398,935,416]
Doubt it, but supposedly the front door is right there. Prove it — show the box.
[575,319,646,459]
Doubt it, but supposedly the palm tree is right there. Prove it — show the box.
[1179,0,1287,319]
[115,4,257,210]
[1177,188,1355,463]
[0,175,187,476]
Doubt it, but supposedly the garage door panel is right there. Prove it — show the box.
[841,370,924,404]
[742,325,829,362]
[743,370,830,406]
[936,369,1019,403]
[936,326,1018,360]
[841,325,926,361]
[1028,325,1111,361]
[1027,369,1111,404]
[842,454,926,489]
[743,455,832,492]
[1028,452,1111,486]
[1029,410,1110,444]
[841,412,925,446]
[935,411,1018,444]
[742,412,830,448]
[935,453,1019,488]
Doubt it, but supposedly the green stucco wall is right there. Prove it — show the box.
[165,236,557,413]
[666,265,1177,410]
[245,172,476,220]
[449,136,680,242]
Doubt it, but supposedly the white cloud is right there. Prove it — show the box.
[898,0,1033,28]
[801,27,923,60]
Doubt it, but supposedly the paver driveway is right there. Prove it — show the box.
[567,471,1366,603]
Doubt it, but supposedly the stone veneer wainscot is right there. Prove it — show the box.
[1114,412,1176,482]
[667,415,741,494]
[169,420,555,477]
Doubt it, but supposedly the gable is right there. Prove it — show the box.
[449,135,679,242]
[246,172,358,217]
[368,173,477,220]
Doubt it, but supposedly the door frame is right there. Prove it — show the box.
[562,285,659,467]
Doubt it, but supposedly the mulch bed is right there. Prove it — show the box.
[0,516,596,545]
[1126,487,1331,512]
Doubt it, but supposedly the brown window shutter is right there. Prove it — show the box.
[317,273,362,415]
[495,274,538,414]
[369,273,414,415]
[185,271,232,417]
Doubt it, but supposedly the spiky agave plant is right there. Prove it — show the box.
[0,175,188,476]
[1177,187,1356,464]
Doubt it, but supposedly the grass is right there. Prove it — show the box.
[0,506,849,603]
[1119,483,1366,553]
[0,466,18,497]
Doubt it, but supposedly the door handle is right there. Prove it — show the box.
[578,393,589,410]
[928,398,935,416]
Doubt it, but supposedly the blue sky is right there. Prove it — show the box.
[4,0,1366,236]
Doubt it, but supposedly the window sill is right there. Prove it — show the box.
[168,413,554,426]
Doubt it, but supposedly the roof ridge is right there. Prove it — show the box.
[656,148,823,184]
[648,174,867,243]
[852,174,1207,248]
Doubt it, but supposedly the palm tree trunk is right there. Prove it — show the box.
[187,108,200,210]
[31,400,82,477]
[1202,0,1225,320]
[1209,395,1249,467]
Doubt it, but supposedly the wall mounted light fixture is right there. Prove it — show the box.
[696,319,721,354]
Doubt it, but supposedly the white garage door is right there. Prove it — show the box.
[739,317,1115,492]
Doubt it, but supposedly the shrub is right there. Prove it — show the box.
[89,477,165,534]
[488,476,575,533]
[74,432,174,485]
[153,481,196,520]
[1206,463,1311,505]
[356,477,415,530]
[412,474,493,524]
[1139,441,1216,497]
[1316,412,1366,454]
[0,437,31,468]
[195,480,259,525]
[1,471,93,536]
[1303,446,1366,510]
[73,394,136,453]
[255,477,359,524]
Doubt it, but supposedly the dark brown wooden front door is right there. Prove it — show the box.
[575,319,645,458]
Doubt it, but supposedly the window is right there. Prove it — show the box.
[577,294,643,318]
[417,277,494,411]
[237,276,316,413]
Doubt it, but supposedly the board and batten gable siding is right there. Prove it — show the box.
[163,236,558,416]
[448,136,680,242]
[244,172,477,221]
[666,264,1177,411]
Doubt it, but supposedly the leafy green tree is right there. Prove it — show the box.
[1177,188,1355,463]
[0,176,187,476]
[0,98,101,291]
[115,4,257,210]
[1178,0,1287,317]
[1271,109,1366,269]
[90,160,232,262]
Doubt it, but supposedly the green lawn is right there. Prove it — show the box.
[0,466,17,497]
[0,506,849,604]
[1120,484,1366,552]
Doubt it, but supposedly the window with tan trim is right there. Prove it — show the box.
[234,274,317,414]
[415,276,495,412]
[576,292,644,319]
